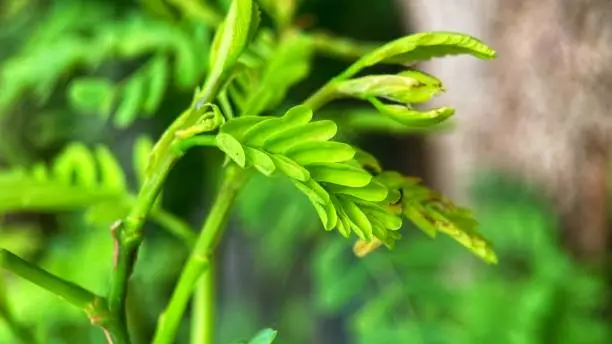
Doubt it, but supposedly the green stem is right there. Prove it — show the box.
[150,208,198,246]
[107,58,227,337]
[152,164,248,344]
[303,80,341,111]
[310,32,378,62]
[190,268,214,344]
[176,135,218,152]
[0,249,128,344]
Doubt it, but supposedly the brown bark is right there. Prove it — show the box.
[398,0,612,259]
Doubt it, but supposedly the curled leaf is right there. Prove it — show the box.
[368,97,455,127]
[337,71,444,104]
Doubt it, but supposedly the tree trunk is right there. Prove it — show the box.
[397,0,612,259]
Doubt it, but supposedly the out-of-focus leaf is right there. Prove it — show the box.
[208,0,258,79]
[68,78,115,116]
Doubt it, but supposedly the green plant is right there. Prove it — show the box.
[0,0,498,343]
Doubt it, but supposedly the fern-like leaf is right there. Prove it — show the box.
[0,136,195,242]
[376,171,497,264]
[1,6,210,127]
[0,142,127,213]
[216,105,403,246]
[340,31,496,79]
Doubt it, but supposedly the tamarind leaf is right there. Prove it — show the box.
[268,154,309,181]
[114,76,145,128]
[68,78,115,117]
[216,132,247,167]
[308,163,372,188]
[285,142,355,165]
[368,97,455,127]
[245,147,275,176]
[209,0,258,77]
[263,120,338,153]
[143,53,169,114]
[218,105,404,242]
[340,31,496,79]
[94,145,127,191]
[338,198,373,240]
[327,180,388,202]
[337,72,444,104]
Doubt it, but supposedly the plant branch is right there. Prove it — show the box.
[303,80,340,111]
[150,208,198,245]
[152,164,249,344]
[190,268,214,344]
[0,249,129,344]
[107,57,228,336]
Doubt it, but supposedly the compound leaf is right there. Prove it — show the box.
[341,31,496,79]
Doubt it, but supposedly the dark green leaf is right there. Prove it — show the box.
[247,328,278,344]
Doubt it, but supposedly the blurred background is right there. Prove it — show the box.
[1,0,611,343]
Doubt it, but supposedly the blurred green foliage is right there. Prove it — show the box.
[234,172,611,344]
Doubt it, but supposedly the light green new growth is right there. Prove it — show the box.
[217,105,403,246]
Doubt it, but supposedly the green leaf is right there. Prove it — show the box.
[133,135,154,187]
[263,120,338,153]
[338,198,373,240]
[0,142,128,213]
[286,142,355,165]
[368,97,455,127]
[94,145,127,191]
[245,147,275,176]
[291,179,330,205]
[280,104,313,125]
[308,163,372,188]
[209,0,257,77]
[114,76,145,128]
[220,116,268,140]
[52,143,98,188]
[340,31,496,79]
[216,133,247,167]
[337,71,445,104]
[335,108,454,135]
[241,33,314,115]
[143,54,169,114]
[327,180,388,202]
[268,154,310,181]
[376,171,498,263]
[259,0,296,28]
[68,78,115,115]
[354,149,383,174]
[247,328,278,344]
[218,106,405,242]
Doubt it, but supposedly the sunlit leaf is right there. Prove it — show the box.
[209,0,258,78]
[340,31,496,79]
[368,97,455,127]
